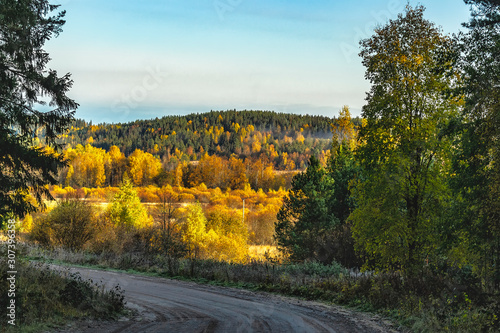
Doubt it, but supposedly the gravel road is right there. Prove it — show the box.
[53,266,399,333]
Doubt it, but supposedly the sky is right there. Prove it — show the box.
[45,0,472,124]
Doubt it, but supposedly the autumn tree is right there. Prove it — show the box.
[65,144,110,187]
[0,0,77,222]
[227,155,247,190]
[31,200,96,251]
[248,204,279,245]
[128,149,162,186]
[246,157,275,190]
[350,6,462,273]
[206,206,247,240]
[205,206,249,262]
[181,203,207,259]
[331,106,357,149]
[108,145,127,186]
[151,187,185,263]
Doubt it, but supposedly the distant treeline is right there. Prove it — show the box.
[57,110,361,170]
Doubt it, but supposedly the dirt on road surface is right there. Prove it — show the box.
[53,266,400,333]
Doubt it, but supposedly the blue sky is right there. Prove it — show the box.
[46,0,472,123]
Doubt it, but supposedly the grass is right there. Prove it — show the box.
[0,245,126,332]
[248,245,279,261]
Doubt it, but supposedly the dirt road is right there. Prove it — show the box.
[55,266,399,333]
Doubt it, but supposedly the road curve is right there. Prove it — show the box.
[55,266,398,333]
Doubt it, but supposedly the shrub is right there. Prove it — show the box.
[30,200,97,251]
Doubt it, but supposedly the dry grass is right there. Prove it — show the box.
[0,244,125,332]
[248,245,280,261]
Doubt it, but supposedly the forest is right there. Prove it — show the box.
[1,1,499,332]
[58,110,350,170]
[51,109,345,189]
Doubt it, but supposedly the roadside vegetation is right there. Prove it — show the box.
[0,247,125,333]
[23,242,497,333]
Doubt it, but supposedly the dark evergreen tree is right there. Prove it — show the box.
[0,0,77,223]
[325,140,361,267]
[274,156,339,263]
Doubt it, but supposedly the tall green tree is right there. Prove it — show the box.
[0,0,77,222]
[350,6,462,273]
[328,107,359,224]
[275,156,338,263]
[325,107,362,267]
[450,0,500,288]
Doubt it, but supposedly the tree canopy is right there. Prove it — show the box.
[350,5,462,273]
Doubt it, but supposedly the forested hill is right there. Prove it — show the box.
[61,110,358,169]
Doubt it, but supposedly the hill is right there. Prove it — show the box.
[60,110,357,170]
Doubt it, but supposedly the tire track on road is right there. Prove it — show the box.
[52,266,399,333]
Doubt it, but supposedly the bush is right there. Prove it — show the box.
[30,200,97,251]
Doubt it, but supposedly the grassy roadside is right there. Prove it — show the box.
[0,246,126,333]
[23,243,499,332]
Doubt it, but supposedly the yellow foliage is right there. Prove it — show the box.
[128,149,162,186]
[21,214,34,233]
[296,133,305,144]
[252,139,261,153]
[65,144,109,187]
[332,105,357,149]
[182,203,207,258]
[203,230,248,263]
[248,245,279,261]
[179,193,195,202]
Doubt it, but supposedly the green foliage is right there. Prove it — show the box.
[0,0,77,223]
[448,0,500,289]
[275,156,339,263]
[328,141,358,225]
[275,108,362,266]
[30,200,96,250]
[107,177,152,229]
[351,5,461,273]
[324,109,362,268]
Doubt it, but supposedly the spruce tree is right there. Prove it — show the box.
[0,0,77,222]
